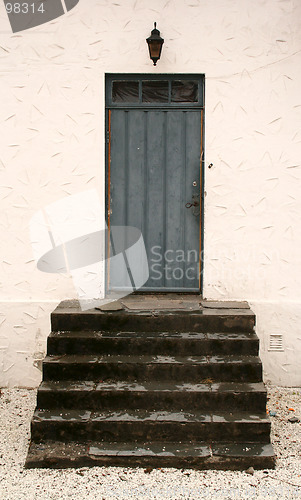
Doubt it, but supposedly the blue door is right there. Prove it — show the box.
[106,75,204,292]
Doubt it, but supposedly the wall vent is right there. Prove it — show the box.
[268,334,284,351]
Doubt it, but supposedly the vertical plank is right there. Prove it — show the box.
[165,110,185,289]
[145,110,165,288]
[127,111,147,286]
[127,111,145,230]
[184,111,201,288]
[110,110,127,226]
[109,110,130,289]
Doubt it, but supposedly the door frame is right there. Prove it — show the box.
[105,73,205,294]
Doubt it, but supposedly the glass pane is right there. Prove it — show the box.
[171,81,198,103]
[112,81,139,103]
[142,81,169,103]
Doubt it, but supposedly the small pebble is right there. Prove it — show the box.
[288,416,300,423]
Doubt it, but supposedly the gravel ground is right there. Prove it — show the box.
[0,386,300,499]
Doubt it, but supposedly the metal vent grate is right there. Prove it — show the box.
[268,334,284,351]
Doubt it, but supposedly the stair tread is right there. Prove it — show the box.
[49,331,258,339]
[51,303,256,335]
[39,380,267,392]
[25,440,275,469]
[33,408,270,423]
[43,354,262,364]
[53,306,255,316]
[26,440,275,457]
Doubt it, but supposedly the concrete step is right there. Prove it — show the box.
[47,331,259,356]
[51,305,255,333]
[37,381,268,412]
[25,440,275,470]
[31,409,271,443]
[42,354,262,382]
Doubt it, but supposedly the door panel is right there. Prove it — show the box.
[109,108,201,291]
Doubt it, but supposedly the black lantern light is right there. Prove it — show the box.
[146,22,164,66]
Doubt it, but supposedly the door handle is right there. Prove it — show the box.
[185,194,200,216]
[185,201,199,208]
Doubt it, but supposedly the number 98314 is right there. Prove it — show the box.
[5,3,45,14]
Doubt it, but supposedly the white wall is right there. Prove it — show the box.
[0,0,301,386]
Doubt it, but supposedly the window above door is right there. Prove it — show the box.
[106,74,204,108]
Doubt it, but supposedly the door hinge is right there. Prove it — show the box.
[106,130,110,143]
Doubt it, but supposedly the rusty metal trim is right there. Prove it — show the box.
[199,108,204,292]
[107,109,111,289]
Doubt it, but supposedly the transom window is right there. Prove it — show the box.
[107,74,204,108]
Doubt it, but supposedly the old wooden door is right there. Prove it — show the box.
[106,74,204,292]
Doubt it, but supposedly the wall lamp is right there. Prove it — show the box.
[146,22,164,66]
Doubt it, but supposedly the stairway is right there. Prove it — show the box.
[26,298,275,469]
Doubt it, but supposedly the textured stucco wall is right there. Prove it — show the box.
[0,0,301,386]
